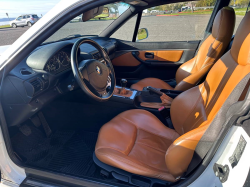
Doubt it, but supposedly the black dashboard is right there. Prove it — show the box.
[2,37,117,127]
[44,47,71,74]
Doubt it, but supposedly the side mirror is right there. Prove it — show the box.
[94,7,109,19]
[137,28,149,41]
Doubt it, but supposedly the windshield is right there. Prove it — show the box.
[44,3,130,43]
[0,2,129,46]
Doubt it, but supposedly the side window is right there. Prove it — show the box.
[230,0,249,34]
[23,16,26,19]
[27,15,30,18]
[138,0,217,42]
[110,15,137,41]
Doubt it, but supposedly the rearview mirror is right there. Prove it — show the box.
[137,28,148,41]
[94,7,109,19]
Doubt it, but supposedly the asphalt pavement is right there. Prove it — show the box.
[0,15,243,46]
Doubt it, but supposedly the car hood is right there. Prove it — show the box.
[0,45,11,56]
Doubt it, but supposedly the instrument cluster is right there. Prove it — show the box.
[45,50,71,74]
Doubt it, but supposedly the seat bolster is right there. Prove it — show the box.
[165,124,208,178]
[174,63,214,91]
[175,57,196,84]
[96,148,177,182]
[131,78,173,91]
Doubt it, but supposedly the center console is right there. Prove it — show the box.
[110,79,183,128]
[111,79,182,111]
[111,79,137,105]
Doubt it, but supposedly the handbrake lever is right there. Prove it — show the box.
[146,86,163,96]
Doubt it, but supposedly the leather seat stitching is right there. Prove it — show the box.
[138,128,178,142]
[119,115,178,141]
[96,146,128,154]
[127,126,138,156]
[135,141,168,154]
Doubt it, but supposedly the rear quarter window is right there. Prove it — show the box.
[32,15,39,18]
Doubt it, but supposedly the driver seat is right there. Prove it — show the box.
[95,11,250,182]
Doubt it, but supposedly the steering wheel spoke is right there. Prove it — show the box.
[71,38,116,102]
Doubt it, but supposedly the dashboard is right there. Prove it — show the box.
[44,49,71,74]
[3,37,117,127]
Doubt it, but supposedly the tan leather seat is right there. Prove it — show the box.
[131,7,235,91]
[95,10,250,182]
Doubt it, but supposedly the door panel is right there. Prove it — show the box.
[112,40,199,86]
[112,52,141,67]
[138,50,183,62]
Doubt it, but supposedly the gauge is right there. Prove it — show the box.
[45,56,60,72]
[58,51,70,66]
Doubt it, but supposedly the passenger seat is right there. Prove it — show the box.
[131,7,236,91]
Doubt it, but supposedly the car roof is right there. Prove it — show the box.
[21,14,37,16]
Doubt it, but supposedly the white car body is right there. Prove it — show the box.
[0,0,249,186]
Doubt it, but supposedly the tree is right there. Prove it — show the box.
[196,0,216,7]
[106,4,119,14]
[230,0,249,7]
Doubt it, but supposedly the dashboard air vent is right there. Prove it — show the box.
[20,68,34,76]
[30,78,43,93]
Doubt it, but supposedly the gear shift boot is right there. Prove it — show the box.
[114,79,133,98]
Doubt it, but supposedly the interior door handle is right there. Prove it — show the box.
[145,52,154,59]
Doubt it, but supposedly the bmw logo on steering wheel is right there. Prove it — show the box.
[96,66,102,75]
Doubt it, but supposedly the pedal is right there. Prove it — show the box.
[30,115,41,127]
[38,112,52,137]
[19,124,31,136]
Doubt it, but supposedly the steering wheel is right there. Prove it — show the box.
[71,38,116,102]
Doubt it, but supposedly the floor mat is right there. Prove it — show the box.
[12,125,98,177]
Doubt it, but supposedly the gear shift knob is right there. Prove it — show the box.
[120,79,127,88]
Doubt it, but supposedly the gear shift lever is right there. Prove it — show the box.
[120,79,127,95]
[114,78,133,97]
[121,79,127,89]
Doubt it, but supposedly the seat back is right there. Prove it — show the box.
[166,11,250,178]
[174,7,235,91]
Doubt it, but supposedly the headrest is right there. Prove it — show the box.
[212,7,235,42]
[231,11,250,66]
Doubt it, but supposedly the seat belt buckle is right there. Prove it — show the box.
[158,106,165,111]
[158,106,169,118]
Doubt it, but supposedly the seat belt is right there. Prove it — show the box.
[183,75,250,177]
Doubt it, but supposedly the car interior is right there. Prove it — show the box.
[2,0,250,186]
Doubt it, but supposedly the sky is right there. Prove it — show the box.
[0,0,129,19]
[0,0,61,19]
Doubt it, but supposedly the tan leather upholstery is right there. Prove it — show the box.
[95,8,250,182]
[131,7,235,91]
[95,109,179,182]
[138,50,184,62]
[112,52,141,66]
